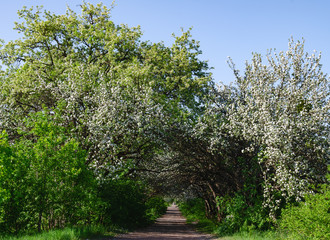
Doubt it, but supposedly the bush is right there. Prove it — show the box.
[98,179,149,228]
[145,196,168,221]
[178,198,206,222]
[214,191,270,236]
[178,198,217,233]
[279,185,330,240]
[0,111,96,233]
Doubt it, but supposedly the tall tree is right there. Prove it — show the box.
[227,39,329,218]
[0,3,213,178]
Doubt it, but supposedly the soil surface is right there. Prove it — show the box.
[113,204,216,240]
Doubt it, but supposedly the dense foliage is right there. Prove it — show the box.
[0,2,209,235]
[174,40,329,236]
[279,173,330,240]
[0,111,94,233]
[0,2,328,238]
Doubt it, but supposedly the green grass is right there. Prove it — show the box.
[187,216,286,240]
[0,225,126,240]
[215,230,288,240]
[178,199,291,240]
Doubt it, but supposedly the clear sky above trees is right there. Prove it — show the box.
[1,0,330,85]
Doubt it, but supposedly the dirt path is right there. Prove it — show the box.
[113,204,216,240]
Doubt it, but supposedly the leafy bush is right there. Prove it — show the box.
[0,111,96,233]
[98,179,149,228]
[145,196,168,221]
[179,198,206,222]
[178,198,217,232]
[279,185,330,240]
[214,193,269,236]
[0,109,167,234]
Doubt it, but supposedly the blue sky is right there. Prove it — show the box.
[1,0,330,85]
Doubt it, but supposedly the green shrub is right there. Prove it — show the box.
[0,111,96,234]
[178,198,206,222]
[279,185,330,240]
[214,192,270,236]
[145,196,167,221]
[98,179,148,228]
[178,198,218,233]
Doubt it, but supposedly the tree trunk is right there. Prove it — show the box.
[207,182,222,221]
[38,210,42,232]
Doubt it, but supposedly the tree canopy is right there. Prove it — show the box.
[0,2,328,235]
[0,2,212,177]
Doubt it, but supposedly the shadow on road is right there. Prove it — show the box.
[113,204,216,240]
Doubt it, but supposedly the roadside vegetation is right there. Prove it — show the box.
[0,225,118,240]
[179,171,329,239]
[0,2,328,239]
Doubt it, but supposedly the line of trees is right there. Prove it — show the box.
[0,2,329,236]
[0,3,210,233]
[145,39,329,232]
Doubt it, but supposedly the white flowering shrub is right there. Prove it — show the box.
[226,39,329,218]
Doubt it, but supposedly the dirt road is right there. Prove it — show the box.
[113,204,215,240]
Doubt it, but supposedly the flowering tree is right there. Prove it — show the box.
[227,39,329,218]
[0,3,212,179]
[144,39,329,223]
[0,2,328,231]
